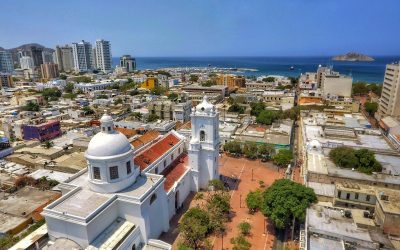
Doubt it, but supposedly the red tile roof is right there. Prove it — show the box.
[115,127,137,138]
[131,130,160,148]
[134,133,182,171]
[162,155,189,191]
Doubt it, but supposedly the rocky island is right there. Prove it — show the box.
[332,52,374,62]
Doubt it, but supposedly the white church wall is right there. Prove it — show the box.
[46,216,90,247]
[86,200,119,244]
[166,168,191,220]
[141,182,170,240]
[117,199,148,242]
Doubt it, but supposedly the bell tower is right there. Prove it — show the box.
[188,96,220,191]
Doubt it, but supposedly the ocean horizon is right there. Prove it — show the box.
[112,56,400,83]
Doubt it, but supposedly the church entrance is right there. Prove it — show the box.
[175,191,179,211]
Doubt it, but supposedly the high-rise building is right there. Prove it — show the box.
[19,56,34,70]
[41,63,60,81]
[95,39,112,73]
[72,40,94,72]
[119,55,136,72]
[0,73,14,88]
[0,51,14,73]
[92,47,98,69]
[377,63,400,119]
[55,45,74,72]
[30,46,44,67]
[42,50,54,64]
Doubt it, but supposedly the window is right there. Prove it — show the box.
[110,166,119,180]
[346,193,350,200]
[126,161,132,174]
[102,127,105,131]
[355,193,359,200]
[366,195,370,202]
[338,191,341,198]
[150,194,157,204]
[155,167,158,174]
[171,154,174,161]
[164,160,166,167]
[200,130,205,141]
[108,127,111,131]
[93,167,101,180]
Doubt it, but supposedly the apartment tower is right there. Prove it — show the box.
[95,39,112,73]
[377,63,400,119]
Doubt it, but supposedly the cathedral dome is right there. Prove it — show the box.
[86,132,132,157]
[86,113,132,157]
[196,96,214,113]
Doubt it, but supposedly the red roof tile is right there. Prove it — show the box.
[115,127,137,138]
[134,133,182,170]
[131,130,160,148]
[162,155,189,191]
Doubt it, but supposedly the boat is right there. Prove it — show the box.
[290,66,295,70]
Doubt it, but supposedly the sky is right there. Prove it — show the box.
[1,0,400,57]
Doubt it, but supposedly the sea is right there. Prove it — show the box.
[112,56,400,83]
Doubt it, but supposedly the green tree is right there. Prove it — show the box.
[256,110,281,125]
[272,149,293,167]
[250,102,266,116]
[262,77,275,82]
[354,148,382,174]
[114,98,123,105]
[245,189,263,213]
[59,74,67,80]
[243,142,258,159]
[168,92,178,100]
[223,141,242,155]
[262,179,317,229]
[147,114,159,122]
[42,88,62,101]
[96,94,108,99]
[257,144,275,159]
[352,82,382,96]
[64,83,74,93]
[189,74,199,82]
[201,80,215,87]
[206,192,230,234]
[23,101,40,111]
[230,235,251,250]
[151,86,167,95]
[179,207,211,249]
[41,141,54,149]
[238,222,251,236]
[209,180,225,191]
[73,76,92,83]
[228,103,245,114]
[131,112,142,120]
[329,146,358,169]
[82,106,94,115]
[364,102,378,116]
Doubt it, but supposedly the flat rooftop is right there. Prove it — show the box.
[308,235,343,250]
[0,186,58,217]
[47,171,163,219]
[307,204,373,242]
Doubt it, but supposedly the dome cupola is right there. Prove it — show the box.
[195,96,215,114]
[85,112,139,193]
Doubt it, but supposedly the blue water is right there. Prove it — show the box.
[113,56,400,83]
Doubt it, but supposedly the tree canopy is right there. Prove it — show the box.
[364,102,378,116]
[23,101,39,111]
[352,82,382,96]
[329,146,382,174]
[228,103,245,114]
[256,110,281,125]
[262,179,317,229]
[42,88,62,101]
[272,149,293,167]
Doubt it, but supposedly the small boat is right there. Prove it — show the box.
[290,66,295,70]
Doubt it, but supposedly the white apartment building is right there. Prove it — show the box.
[55,45,75,72]
[19,56,34,70]
[72,40,94,72]
[95,39,112,73]
[377,63,400,120]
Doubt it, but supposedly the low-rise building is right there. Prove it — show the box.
[22,120,62,141]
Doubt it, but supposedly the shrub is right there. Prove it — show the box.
[238,222,251,236]
[230,235,251,250]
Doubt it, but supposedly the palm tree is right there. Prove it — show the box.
[42,141,54,149]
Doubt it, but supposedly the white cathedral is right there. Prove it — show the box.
[41,96,220,250]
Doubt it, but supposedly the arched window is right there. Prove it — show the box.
[200,130,206,141]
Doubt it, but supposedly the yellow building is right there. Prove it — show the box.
[216,74,245,89]
[140,76,158,90]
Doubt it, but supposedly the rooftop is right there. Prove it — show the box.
[134,132,183,171]
[162,155,189,192]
